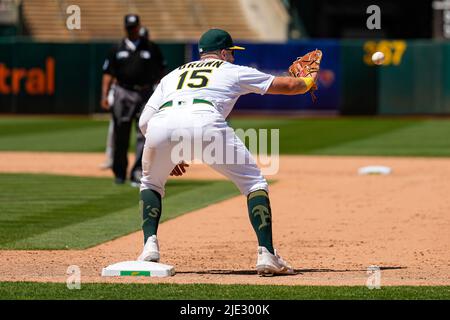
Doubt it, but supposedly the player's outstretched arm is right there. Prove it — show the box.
[266,76,315,95]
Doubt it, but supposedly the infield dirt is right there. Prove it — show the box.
[0,152,449,286]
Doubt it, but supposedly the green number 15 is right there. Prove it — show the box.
[177,69,212,89]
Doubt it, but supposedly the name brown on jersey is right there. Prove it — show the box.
[178,61,224,70]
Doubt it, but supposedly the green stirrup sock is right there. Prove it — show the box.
[247,190,274,254]
[140,189,162,244]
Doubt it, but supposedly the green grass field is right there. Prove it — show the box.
[230,117,450,156]
[0,173,239,249]
[1,116,449,300]
[0,282,448,300]
[1,116,450,156]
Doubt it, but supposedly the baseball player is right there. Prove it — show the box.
[137,29,320,275]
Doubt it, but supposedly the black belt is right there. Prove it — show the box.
[118,83,152,92]
[160,99,214,109]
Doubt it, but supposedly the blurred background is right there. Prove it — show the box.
[0,0,447,115]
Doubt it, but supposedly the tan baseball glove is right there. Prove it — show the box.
[288,49,322,102]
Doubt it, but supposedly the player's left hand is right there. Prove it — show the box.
[288,49,322,102]
[170,161,189,176]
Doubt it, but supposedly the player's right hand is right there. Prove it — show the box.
[100,97,110,110]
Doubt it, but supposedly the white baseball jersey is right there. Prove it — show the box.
[144,58,275,118]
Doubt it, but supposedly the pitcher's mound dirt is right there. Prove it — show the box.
[0,153,449,285]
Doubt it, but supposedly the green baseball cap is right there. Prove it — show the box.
[198,29,245,53]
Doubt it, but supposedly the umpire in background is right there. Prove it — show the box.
[101,14,166,186]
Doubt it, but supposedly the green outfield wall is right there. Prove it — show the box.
[377,40,445,114]
[339,40,378,115]
[341,39,450,115]
[0,39,185,114]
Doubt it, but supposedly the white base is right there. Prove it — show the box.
[358,165,392,175]
[101,260,175,277]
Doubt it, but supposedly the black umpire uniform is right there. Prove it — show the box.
[102,14,165,185]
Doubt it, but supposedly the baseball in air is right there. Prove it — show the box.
[371,51,385,65]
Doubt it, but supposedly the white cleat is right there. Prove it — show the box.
[137,235,160,262]
[256,246,295,276]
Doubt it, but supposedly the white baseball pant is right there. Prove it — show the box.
[139,101,268,197]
